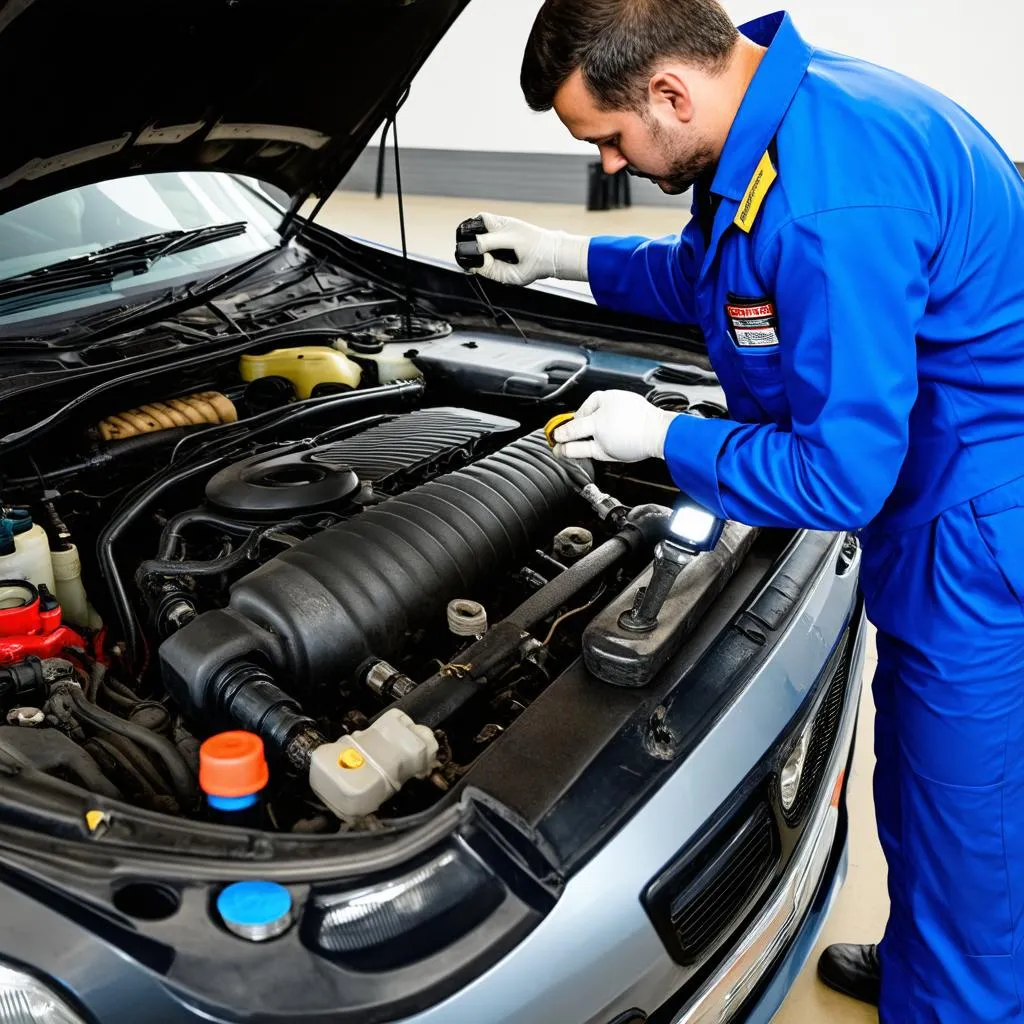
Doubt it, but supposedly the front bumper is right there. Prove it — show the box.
[0,536,863,1024]
[660,620,862,1024]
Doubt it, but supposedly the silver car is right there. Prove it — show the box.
[0,2,864,1023]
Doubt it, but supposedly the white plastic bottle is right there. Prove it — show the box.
[0,513,56,595]
[333,337,424,385]
[51,545,103,630]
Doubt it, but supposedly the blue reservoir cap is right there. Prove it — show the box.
[217,881,293,942]
[7,510,32,536]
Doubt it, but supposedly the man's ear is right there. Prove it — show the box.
[649,70,694,124]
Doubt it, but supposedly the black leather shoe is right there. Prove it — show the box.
[817,943,881,1006]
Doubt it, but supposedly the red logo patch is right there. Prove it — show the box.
[725,296,780,349]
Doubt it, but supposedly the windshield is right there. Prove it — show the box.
[0,172,284,325]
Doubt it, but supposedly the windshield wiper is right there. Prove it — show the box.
[0,221,249,303]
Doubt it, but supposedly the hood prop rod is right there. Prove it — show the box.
[380,88,415,338]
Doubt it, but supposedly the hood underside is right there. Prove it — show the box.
[0,0,468,215]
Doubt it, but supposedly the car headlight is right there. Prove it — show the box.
[305,840,504,967]
[779,720,814,813]
[0,964,86,1024]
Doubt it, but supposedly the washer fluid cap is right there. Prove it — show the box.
[217,881,293,942]
[6,510,32,536]
[0,520,14,557]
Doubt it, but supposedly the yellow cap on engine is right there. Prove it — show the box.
[338,748,366,771]
[544,413,576,449]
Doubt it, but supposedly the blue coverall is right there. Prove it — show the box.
[588,12,1024,1022]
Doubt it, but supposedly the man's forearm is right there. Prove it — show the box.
[588,234,698,323]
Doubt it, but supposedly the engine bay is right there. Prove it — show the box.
[0,279,751,837]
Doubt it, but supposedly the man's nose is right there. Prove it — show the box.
[600,147,627,176]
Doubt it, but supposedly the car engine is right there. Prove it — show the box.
[0,322,747,834]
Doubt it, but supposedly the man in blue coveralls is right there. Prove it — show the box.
[457,1,1024,1020]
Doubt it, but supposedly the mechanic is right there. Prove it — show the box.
[456,2,1024,1021]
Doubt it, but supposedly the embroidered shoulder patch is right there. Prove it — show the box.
[734,150,778,233]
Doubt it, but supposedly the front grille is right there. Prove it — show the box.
[668,804,780,965]
[644,623,857,981]
[782,636,851,826]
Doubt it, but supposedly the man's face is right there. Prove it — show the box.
[553,68,715,195]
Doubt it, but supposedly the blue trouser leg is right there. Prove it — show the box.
[862,478,1024,1022]
[872,645,908,1002]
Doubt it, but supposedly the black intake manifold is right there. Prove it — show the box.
[160,431,590,741]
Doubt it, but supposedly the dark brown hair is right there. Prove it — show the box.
[521,0,739,112]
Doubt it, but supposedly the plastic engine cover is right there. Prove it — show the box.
[161,430,589,709]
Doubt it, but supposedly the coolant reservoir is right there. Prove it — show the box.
[50,545,102,630]
[0,513,55,595]
[334,337,423,385]
[240,347,362,399]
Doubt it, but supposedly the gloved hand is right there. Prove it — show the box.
[463,212,590,286]
[553,391,679,463]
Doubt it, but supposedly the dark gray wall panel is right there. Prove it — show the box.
[339,147,688,209]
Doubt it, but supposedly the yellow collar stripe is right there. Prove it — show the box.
[734,150,778,233]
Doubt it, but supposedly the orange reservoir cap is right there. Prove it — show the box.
[200,732,269,809]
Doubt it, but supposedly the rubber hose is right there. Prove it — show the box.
[86,660,106,703]
[1,428,200,489]
[507,536,631,632]
[140,520,303,580]
[91,663,139,709]
[99,681,136,711]
[394,508,669,730]
[139,538,258,580]
[86,736,163,801]
[129,702,171,735]
[395,537,631,728]
[0,728,122,799]
[68,689,196,806]
[157,509,256,560]
[101,733,173,795]
[104,675,142,704]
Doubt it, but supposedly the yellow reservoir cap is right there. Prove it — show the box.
[544,413,576,448]
[338,748,366,770]
[240,347,362,400]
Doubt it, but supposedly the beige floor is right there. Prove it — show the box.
[314,191,889,1023]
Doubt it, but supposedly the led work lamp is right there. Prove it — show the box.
[620,497,726,634]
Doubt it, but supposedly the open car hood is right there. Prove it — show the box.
[0,0,468,217]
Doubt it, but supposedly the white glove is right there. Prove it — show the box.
[467,212,590,286]
[553,391,679,463]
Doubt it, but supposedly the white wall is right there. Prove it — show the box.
[388,0,1023,159]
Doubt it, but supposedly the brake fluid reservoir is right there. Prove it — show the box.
[309,709,439,821]
[0,513,55,595]
[334,337,423,385]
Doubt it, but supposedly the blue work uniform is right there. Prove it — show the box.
[588,11,1024,1022]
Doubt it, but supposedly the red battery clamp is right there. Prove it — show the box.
[0,580,86,665]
